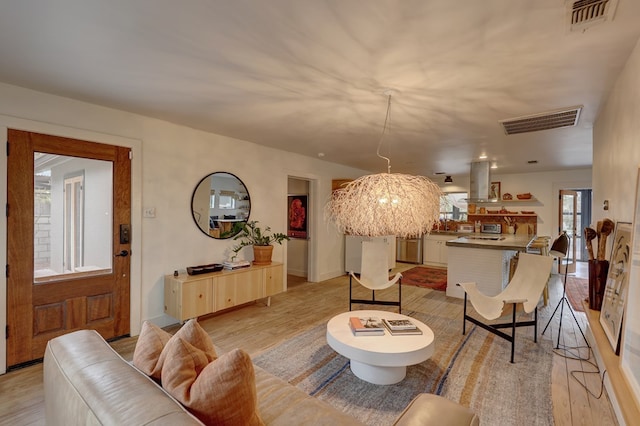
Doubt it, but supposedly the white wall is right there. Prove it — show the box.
[442,168,593,237]
[492,169,592,237]
[0,82,366,372]
[592,36,640,413]
[593,37,640,226]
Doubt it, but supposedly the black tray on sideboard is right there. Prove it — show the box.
[186,263,224,275]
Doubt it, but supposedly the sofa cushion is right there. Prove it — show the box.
[132,321,172,377]
[392,393,479,426]
[44,329,203,425]
[253,365,364,425]
[162,340,263,426]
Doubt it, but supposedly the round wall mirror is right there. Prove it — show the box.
[191,172,250,239]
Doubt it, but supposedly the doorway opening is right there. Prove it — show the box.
[558,188,592,279]
[560,189,592,262]
[287,177,309,287]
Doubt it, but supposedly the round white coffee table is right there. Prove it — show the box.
[326,310,435,385]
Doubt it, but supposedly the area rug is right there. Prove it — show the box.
[401,266,447,291]
[566,276,588,313]
[253,309,554,425]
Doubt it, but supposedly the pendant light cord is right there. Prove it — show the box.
[376,94,392,174]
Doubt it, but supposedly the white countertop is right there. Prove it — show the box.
[445,234,535,251]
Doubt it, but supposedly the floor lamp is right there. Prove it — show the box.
[541,231,590,349]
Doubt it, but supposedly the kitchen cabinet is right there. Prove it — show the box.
[164,262,283,321]
[345,235,396,273]
[423,234,452,266]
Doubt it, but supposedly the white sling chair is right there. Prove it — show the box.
[457,252,553,363]
[349,241,403,313]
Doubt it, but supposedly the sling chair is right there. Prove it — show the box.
[457,252,553,363]
[349,240,402,313]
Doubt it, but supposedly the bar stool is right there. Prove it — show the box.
[527,236,551,304]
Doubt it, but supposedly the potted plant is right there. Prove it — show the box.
[231,220,289,265]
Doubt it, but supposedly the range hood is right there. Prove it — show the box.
[466,161,498,203]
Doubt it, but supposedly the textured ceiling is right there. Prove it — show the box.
[1,0,639,179]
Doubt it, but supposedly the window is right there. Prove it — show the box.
[218,194,236,209]
[440,193,468,221]
[33,153,113,281]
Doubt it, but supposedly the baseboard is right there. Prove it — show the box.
[584,300,640,426]
[319,269,346,282]
[586,325,625,425]
[145,313,181,330]
[287,269,307,277]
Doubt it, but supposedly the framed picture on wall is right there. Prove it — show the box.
[490,181,501,199]
[599,221,632,353]
[621,168,640,403]
[287,195,307,239]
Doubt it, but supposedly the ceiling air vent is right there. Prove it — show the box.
[499,106,582,135]
[568,0,618,32]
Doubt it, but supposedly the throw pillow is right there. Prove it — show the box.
[132,321,172,376]
[155,318,217,381]
[162,343,263,426]
[133,318,217,381]
[160,336,211,399]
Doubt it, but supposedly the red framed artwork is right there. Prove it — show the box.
[288,195,307,239]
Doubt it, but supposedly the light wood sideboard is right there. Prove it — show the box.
[164,262,284,321]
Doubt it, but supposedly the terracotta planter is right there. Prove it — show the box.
[252,245,273,265]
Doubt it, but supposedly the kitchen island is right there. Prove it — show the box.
[445,234,535,299]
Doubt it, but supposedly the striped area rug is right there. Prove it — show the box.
[253,307,554,425]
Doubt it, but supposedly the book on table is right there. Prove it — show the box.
[382,318,418,331]
[349,316,385,336]
[382,320,423,335]
[223,260,251,270]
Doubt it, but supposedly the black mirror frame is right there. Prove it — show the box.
[190,172,251,239]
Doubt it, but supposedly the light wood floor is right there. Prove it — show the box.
[0,262,618,425]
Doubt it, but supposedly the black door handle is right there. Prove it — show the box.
[115,250,129,257]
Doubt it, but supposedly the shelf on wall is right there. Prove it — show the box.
[468,213,537,217]
[471,197,539,204]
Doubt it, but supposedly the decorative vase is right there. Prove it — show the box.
[252,245,273,265]
[588,259,608,311]
[508,225,515,234]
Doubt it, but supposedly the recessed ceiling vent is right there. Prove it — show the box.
[568,0,618,32]
[499,106,582,135]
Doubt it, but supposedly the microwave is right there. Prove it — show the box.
[481,223,502,234]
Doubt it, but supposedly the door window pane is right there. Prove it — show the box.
[34,153,113,282]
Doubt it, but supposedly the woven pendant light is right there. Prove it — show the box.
[325,94,442,238]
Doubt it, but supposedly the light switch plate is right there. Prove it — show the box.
[143,207,156,218]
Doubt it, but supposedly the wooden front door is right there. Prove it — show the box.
[7,130,131,367]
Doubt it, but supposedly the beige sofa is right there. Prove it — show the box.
[44,329,479,426]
